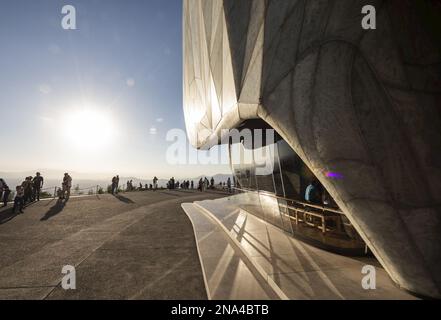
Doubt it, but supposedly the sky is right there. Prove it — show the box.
[0,0,230,179]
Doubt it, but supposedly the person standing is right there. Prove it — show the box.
[111,176,117,195]
[12,185,24,214]
[0,179,11,207]
[227,177,232,193]
[0,178,4,201]
[62,173,72,200]
[22,176,33,204]
[2,184,11,207]
[153,176,158,191]
[115,175,120,194]
[32,172,44,201]
[204,177,209,192]
[210,177,215,189]
[191,180,194,190]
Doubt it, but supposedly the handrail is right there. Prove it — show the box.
[232,186,344,215]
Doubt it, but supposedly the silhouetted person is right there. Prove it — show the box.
[191,180,194,189]
[210,177,215,189]
[204,178,209,192]
[0,178,4,201]
[111,176,117,195]
[12,186,24,214]
[115,175,120,194]
[227,177,232,193]
[61,173,72,200]
[153,176,158,190]
[0,179,11,207]
[22,176,33,204]
[32,172,44,201]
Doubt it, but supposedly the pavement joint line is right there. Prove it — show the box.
[0,285,58,290]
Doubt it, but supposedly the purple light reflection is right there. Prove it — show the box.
[326,171,344,179]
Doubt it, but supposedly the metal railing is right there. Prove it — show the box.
[232,187,346,235]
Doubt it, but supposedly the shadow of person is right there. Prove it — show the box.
[0,209,18,225]
[113,194,135,204]
[40,199,67,221]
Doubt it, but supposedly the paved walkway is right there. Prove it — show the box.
[0,190,226,299]
[183,195,417,300]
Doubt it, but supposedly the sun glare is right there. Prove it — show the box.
[61,109,116,150]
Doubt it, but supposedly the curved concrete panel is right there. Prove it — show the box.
[183,0,441,298]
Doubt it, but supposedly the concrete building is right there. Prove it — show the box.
[183,0,441,298]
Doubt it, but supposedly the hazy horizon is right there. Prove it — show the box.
[0,168,232,181]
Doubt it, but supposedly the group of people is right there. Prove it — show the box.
[165,176,232,193]
[1,172,234,215]
[113,176,159,193]
[0,172,72,215]
[0,173,44,214]
[166,177,192,190]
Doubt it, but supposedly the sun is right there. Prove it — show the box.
[61,108,116,150]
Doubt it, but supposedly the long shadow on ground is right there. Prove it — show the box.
[0,208,18,225]
[40,199,67,221]
[112,194,135,204]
